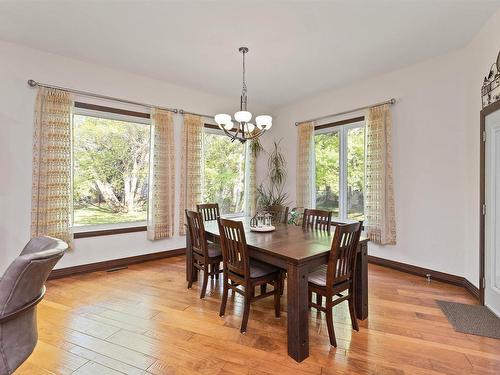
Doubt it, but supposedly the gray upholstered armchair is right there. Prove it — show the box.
[0,236,67,375]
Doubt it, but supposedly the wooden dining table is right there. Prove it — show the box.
[185,217,369,363]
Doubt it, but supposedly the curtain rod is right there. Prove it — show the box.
[178,109,214,119]
[294,98,396,126]
[27,79,178,114]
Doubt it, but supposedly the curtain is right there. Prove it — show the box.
[245,141,258,217]
[179,114,203,235]
[31,88,73,245]
[147,109,175,240]
[365,104,396,245]
[296,121,314,209]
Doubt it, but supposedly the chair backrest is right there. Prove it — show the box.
[217,218,249,279]
[0,236,67,375]
[326,222,362,288]
[197,203,220,221]
[185,210,208,259]
[268,205,289,225]
[302,208,332,231]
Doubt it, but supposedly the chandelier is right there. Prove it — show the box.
[214,47,272,142]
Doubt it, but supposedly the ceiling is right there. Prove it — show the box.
[0,0,499,109]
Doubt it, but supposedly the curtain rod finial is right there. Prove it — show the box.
[27,79,37,87]
[389,98,396,105]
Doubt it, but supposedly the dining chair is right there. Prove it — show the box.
[302,208,332,231]
[217,218,281,333]
[308,221,363,347]
[0,236,67,375]
[197,203,220,221]
[185,210,223,299]
[268,204,289,225]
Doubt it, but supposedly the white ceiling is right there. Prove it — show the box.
[0,0,499,108]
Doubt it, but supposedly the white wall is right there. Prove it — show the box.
[265,9,500,285]
[0,40,269,273]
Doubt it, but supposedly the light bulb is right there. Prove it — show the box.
[215,113,231,126]
[234,111,252,123]
[224,121,234,130]
[245,123,255,133]
[256,115,272,130]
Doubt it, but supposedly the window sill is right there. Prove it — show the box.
[74,225,147,239]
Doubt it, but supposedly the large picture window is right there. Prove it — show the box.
[72,104,151,229]
[202,127,246,214]
[314,119,365,220]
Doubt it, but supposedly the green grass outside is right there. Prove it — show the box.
[74,205,147,226]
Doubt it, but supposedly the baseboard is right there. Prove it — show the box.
[462,278,480,300]
[48,248,186,280]
[367,255,479,300]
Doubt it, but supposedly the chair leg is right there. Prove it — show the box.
[348,294,359,331]
[214,262,220,280]
[325,303,337,347]
[280,272,285,296]
[274,280,281,318]
[219,276,228,317]
[187,266,194,289]
[200,266,209,299]
[260,284,267,295]
[210,264,215,280]
[241,287,252,333]
[316,293,323,308]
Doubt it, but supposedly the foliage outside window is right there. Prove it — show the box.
[314,122,365,221]
[202,130,246,214]
[73,112,150,227]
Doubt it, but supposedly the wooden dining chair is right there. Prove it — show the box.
[308,221,363,347]
[197,203,220,221]
[302,208,332,231]
[185,210,223,299]
[217,218,281,333]
[268,205,289,225]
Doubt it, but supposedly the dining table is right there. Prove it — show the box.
[185,217,369,363]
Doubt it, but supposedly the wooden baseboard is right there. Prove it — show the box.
[367,255,479,300]
[462,277,480,300]
[49,248,186,280]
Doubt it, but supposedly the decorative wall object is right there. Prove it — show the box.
[481,50,500,108]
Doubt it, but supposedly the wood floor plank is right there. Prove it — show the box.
[13,256,500,375]
[72,361,123,375]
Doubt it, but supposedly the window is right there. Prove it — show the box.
[314,119,365,221]
[202,127,247,215]
[72,104,151,229]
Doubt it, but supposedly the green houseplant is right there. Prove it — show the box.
[257,139,289,210]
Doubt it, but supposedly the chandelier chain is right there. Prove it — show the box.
[242,49,247,98]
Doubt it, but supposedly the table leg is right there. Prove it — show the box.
[355,241,368,320]
[286,262,309,362]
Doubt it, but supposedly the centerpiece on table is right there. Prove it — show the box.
[250,212,275,232]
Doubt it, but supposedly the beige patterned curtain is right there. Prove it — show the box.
[147,109,175,240]
[296,121,314,208]
[179,114,203,235]
[31,88,73,245]
[365,104,396,245]
[245,141,258,217]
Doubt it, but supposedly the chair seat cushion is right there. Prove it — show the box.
[207,243,222,258]
[308,265,352,289]
[308,265,328,286]
[250,260,280,279]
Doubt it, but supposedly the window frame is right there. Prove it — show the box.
[202,123,248,218]
[72,102,151,237]
[313,116,365,222]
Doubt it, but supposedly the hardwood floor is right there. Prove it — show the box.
[16,256,500,375]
